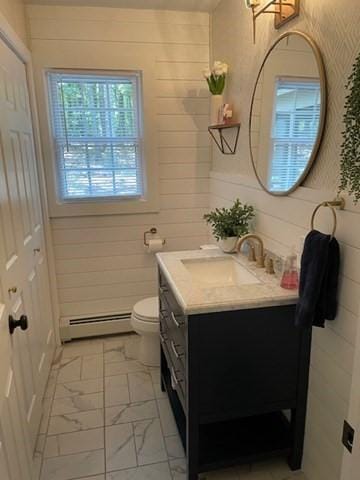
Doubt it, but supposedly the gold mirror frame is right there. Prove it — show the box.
[249,30,327,196]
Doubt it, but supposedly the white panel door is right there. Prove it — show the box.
[0,434,11,480]
[0,37,55,479]
[0,301,33,480]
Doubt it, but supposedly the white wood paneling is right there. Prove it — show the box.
[57,268,156,291]
[158,115,209,131]
[27,5,210,320]
[52,222,208,245]
[159,147,210,164]
[210,171,360,480]
[160,193,209,209]
[157,97,209,115]
[29,18,209,44]
[26,4,215,19]
[159,132,210,148]
[0,0,27,45]
[156,81,208,97]
[160,163,211,179]
[51,208,208,229]
[54,235,208,260]
[341,308,360,479]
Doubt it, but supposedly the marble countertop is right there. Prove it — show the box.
[156,249,298,315]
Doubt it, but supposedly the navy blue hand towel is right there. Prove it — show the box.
[295,230,340,328]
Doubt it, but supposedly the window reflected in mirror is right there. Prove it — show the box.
[250,32,326,196]
[270,78,321,192]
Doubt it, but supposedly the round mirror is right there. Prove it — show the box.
[249,31,327,196]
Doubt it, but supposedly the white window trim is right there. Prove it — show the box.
[47,70,144,203]
[36,59,158,217]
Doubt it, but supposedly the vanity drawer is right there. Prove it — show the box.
[159,270,184,317]
[160,301,185,343]
[159,275,186,349]
[169,359,186,410]
[160,336,186,409]
[160,309,186,370]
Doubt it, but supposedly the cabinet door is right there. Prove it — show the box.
[197,306,300,418]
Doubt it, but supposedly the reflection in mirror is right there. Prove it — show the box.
[250,32,326,195]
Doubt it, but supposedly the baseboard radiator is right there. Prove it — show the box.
[60,313,133,341]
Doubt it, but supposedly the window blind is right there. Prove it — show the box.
[48,72,143,201]
[269,78,321,192]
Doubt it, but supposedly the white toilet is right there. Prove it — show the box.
[130,296,160,367]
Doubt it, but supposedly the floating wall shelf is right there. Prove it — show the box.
[208,123,241,155]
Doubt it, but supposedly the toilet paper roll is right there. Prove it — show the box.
[146,238,164,253]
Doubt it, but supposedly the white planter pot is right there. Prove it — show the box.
[210,94,223,125]
[218,237,238,253]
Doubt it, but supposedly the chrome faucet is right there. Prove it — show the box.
[236,234,265,268]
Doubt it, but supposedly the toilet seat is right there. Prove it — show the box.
[131,315,159,335]
[132,297,159,323]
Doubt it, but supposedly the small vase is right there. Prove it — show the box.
[218,237,238,253]
[210,94,223,125]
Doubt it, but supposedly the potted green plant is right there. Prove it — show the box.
[204,199,255,253]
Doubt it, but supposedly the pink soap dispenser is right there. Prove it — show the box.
[280,248,299,290]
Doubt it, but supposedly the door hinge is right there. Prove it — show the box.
[342,420,355,453]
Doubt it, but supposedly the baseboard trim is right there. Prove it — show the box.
[60,317,133,341]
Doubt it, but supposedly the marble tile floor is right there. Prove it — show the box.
[35,334,308,480]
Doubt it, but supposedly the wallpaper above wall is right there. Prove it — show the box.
[212,0,360,192]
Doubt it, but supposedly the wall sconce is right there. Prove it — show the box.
[245,0,300,43]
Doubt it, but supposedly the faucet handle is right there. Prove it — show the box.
[256,254,265,268]
[265,256,275,274]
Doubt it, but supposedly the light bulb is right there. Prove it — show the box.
[244,0,260,8]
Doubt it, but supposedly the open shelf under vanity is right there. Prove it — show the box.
[161,348,293,474]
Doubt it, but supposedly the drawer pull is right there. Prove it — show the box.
[159,286,168,294]
[171,312,182,328]
[171,367,179,386]
[171,340,183,359]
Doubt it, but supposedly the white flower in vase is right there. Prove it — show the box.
[203,60,229,95]
[203,60,229,124]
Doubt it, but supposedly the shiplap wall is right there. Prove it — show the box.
[211,1,360,479]
[0,0,27,45]
[26,5,210,320]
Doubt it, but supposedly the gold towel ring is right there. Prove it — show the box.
[310,202,337,238]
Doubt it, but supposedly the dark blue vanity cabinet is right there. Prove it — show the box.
[158,268,312,480]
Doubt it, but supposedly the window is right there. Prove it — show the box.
[269,78,321,192]
[48,71,143,201]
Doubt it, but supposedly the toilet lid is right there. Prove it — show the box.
[133,297,159,323]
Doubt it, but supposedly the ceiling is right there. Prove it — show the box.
[23,0,222,12]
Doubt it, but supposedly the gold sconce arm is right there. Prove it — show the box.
[247,0,300,43]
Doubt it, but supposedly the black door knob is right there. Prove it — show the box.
[9,315,28,335]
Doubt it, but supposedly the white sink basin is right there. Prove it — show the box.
[181,257,261,287]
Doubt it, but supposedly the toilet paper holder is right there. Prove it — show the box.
[144,227,166,247]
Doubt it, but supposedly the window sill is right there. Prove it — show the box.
[48,194,159,217]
